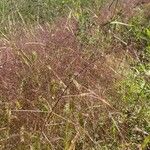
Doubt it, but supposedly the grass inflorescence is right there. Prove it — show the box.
[0,0,150,149]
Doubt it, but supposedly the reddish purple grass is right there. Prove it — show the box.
[97,0,150,24]
[1,1,149,148]
[0,17,122,148]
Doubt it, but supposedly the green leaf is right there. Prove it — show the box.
[146,29,150,38]
[142,135,150,150]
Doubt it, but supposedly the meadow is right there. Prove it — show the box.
[0,0,150,149]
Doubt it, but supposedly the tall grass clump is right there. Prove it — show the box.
[0,0,150,149]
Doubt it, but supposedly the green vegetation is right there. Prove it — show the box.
[0,0,150,149]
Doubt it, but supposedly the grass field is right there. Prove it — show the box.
[0,0,150,149]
